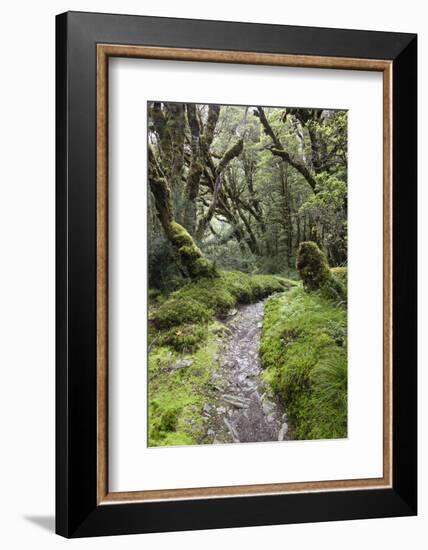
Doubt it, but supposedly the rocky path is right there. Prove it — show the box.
[203,300,290,444]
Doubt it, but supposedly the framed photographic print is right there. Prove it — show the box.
[56,11,417,538]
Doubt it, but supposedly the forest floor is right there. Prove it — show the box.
[148,268,347,447]
[201,300,289,444]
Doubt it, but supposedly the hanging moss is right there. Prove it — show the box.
[296,241,346,303]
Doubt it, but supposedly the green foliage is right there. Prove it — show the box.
[260,287,347,440]
[300,172,348,265]
[310,355,347,438]
[149,102,348,281]
[147,102,349,447]
[321,275,347,305]
[193,256,218,278]
[249,274,287,299]
[221,271,290,303]
[160,432,194,446]
[148,234,185,291]
[170,219,196,248]
[312,173,347,208]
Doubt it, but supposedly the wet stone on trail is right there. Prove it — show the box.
[205,300,290,444]
[173,358,193,370]
[278,422,289,441]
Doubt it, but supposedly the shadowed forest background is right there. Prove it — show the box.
[147,102,348,447]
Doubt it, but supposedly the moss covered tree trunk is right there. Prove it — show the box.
[296,241,346,302]
[148,145,216,279]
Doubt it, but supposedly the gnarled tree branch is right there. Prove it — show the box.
[254,106,318,192]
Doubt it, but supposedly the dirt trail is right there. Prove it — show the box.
[203,300,290,444]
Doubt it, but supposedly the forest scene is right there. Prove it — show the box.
[147,101,348,447]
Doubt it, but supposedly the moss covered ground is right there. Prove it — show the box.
[148,270,294,446]
[148,266,347,446]
[148,326,220,446]
[150,271,291,334]
[260,279,347,440]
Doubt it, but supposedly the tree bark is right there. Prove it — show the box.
[148,145,216,278]
[196,138,244,240]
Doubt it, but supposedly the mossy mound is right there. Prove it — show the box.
[153,296,213,329]
[296,241,331,291]
[260,287,347,440]
[152,270,292,330]
[296,241,346,303]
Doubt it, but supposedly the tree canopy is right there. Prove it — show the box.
[148,101,348,288]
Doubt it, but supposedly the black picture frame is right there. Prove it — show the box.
[56,10,417,538]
